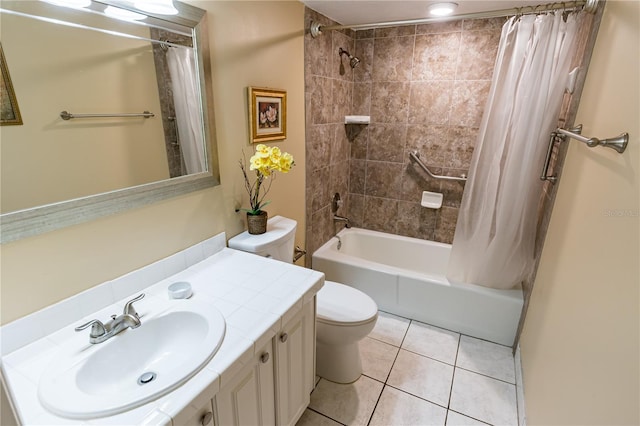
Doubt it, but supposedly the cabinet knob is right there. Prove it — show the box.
[200,411,213,425]
[279,332,288,343]
[260,352,270,363]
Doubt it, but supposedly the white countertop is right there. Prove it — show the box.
[1,243,324,425]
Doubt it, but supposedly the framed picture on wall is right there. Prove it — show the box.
[248,87,286,143]
[0,42,23,126]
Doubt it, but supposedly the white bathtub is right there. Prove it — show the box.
[312,227,523,346]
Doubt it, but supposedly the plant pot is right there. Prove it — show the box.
[247,211,268,235]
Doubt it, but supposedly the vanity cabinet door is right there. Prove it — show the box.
[214,340,275,426]
[182,400,214,426]
[275,299,316,426]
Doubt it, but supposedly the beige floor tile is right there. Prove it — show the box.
[446,410,489,425]
[308,314,518,426]
[456,335,516,383]
[360,337,399,382]
[402,321,460,364]
[296,409,343,426]
[449,368,517,425]
[387,349,454,407]
[368,311,410,347]
[309,376,384,426]
[369,386,447,426]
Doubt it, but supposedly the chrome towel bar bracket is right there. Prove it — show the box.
[555,126,628,154]
[541,124,629,184]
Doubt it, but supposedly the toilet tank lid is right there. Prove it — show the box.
[228,215,297,253]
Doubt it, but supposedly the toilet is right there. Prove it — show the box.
[228,215,378,384]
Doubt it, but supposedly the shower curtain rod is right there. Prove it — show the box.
[309,0,598,37]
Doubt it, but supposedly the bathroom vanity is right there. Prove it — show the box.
[0,233,323,425]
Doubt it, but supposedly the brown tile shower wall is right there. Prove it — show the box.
[349,19,502,243]
[304,8,355,266]
[304,8,504,267]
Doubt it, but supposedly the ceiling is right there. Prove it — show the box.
[301,1,545,27]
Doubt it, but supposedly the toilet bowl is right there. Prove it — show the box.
[316,280,378,383]
[228,216,379,384]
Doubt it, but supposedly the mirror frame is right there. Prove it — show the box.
[0,0,220,244]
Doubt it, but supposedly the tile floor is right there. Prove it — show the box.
[297,312,519,426]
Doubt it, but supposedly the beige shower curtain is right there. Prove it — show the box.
[447,11,584,290]
[166,46,206,174]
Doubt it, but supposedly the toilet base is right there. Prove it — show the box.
[316,341,362,384]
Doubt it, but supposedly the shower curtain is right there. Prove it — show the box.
[166,47,206,174]
[446,11,583,290]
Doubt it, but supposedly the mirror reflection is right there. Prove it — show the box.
[0,0,211,214]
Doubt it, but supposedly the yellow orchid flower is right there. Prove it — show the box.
[240,144,295,215]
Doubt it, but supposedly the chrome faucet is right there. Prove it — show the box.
[75,293,144,344]
[333,214,351,228]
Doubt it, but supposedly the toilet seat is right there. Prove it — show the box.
[317,281,378,327]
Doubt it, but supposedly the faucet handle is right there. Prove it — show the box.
[123,293,145,318]
[332,193,343,213]
[75,319,106,338]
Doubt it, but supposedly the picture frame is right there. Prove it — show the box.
[0,42,23,126]
[248,87,286,143]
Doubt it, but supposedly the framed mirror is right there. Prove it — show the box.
[0,0,219,243]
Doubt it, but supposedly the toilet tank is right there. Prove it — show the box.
[228,216,297,263]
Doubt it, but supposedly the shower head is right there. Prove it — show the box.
[339,48,360,69]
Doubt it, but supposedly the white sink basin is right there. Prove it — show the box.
[38,300,225,419]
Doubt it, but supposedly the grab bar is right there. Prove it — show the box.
[540,129,569,183]
[409,151,467,182]
[60,111,154,120]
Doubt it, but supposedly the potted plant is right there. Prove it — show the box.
[239,144,294,234]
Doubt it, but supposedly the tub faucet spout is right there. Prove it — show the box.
[334,214,351,228]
